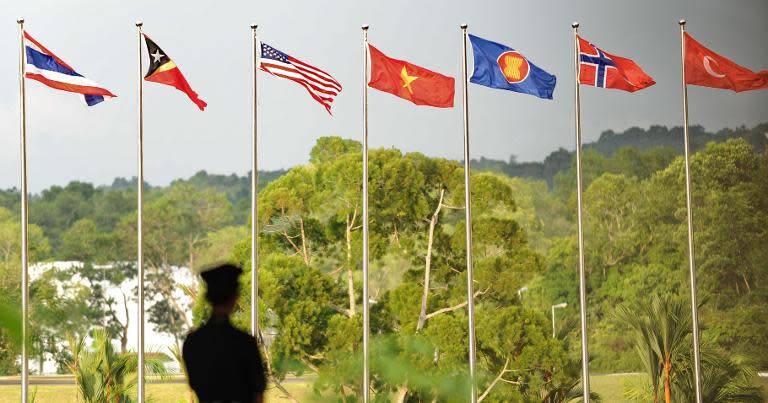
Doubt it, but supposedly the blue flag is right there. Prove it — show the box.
[469,34,556,100]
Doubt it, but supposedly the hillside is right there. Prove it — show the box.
[473,122,768,185]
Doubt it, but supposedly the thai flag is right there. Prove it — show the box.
[24,31,116,106]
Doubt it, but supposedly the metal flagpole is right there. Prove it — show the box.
[361,24,370,403]
[17,17,29,403]
[572,22,591,403]
[460,23,478,403]
[250,23,259,338]
[678,19,703,403]
[135,20,146,403]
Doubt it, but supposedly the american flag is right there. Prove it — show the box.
[259,42,342,113]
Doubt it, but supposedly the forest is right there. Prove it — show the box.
[0,123,766,402]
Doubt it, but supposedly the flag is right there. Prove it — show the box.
[23,31,116,106]
[259,42,342,114]
[468,34,556,100]
[684,32,768,92]
[368,44,454,108]
[577,36,655,92]
[143,34,206,111]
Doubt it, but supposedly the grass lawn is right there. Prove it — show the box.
[0,382,315,402]
[590,373,644,402]
[0,374,765,402]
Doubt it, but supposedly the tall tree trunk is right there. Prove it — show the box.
[120,291,130,353]
[417,189,444,332]
[742,272,752,293]
[664,357,671,403]
[346,211,357,317]
[188,238,194,272]
[299,218,310,265]
[395,385,409,403]
[257,333,300,402]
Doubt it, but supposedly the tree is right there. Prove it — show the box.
[60,219,135,352]
[617,295,763,403]
[119,182,233,343]
[584,173,643,279]
[0,207,50,374]
[617,296,690,403]
[67,328,168,402]
[29,268,93,373]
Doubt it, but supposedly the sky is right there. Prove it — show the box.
[0,0,767,193]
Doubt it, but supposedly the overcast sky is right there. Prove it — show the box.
[1,0,766,192]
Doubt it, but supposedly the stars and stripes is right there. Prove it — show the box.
[23,31,116,106]
[259,42,342,114]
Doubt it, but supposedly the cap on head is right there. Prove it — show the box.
[572,22,580,28]
[200,263,243,306]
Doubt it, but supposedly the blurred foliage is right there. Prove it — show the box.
[0,124,765,401]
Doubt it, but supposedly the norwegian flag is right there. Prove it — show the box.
[577,35,655,92]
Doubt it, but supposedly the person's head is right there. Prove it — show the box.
[200,264,243,314]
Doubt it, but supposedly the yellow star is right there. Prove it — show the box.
[400,66,418,95]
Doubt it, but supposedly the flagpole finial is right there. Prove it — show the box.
[250,23,257,30]
[572,22,579,28]
[362,24,369,31]
[135,21,143,27]
[679,19,686,26]
[17,17,24,24]
[460,23,468,29]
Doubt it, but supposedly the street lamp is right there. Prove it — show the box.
[517,286,529,299]
[551,302,568,338]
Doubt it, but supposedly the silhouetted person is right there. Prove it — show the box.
[183,264,267,403]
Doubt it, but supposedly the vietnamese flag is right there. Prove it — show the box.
[368,44,455,108]
[143,34,207,110]
[684,32,768,92]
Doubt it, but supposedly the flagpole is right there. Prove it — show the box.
[572,22,591,403]
[17,17,29,403]
[250,23,259,339]
[678,19,703,403]
[135,20,145,403]
[460,23,478,403]
[361,23,370,403]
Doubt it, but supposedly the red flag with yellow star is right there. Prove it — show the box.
[368,44,454,108]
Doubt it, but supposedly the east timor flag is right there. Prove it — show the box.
[143,34,207,110]
[368,44,454,108]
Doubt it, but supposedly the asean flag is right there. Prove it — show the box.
[578,36,655,92]
[684,32,768,92]
[368,44,455,108]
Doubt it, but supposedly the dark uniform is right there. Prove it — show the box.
[182,315,267,403]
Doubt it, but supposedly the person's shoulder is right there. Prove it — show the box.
[229,324,257,343]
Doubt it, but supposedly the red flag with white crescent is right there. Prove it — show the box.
[684,32,768,92]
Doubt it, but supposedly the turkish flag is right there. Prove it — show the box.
[368,44,455,108]
[684,32,768,92]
